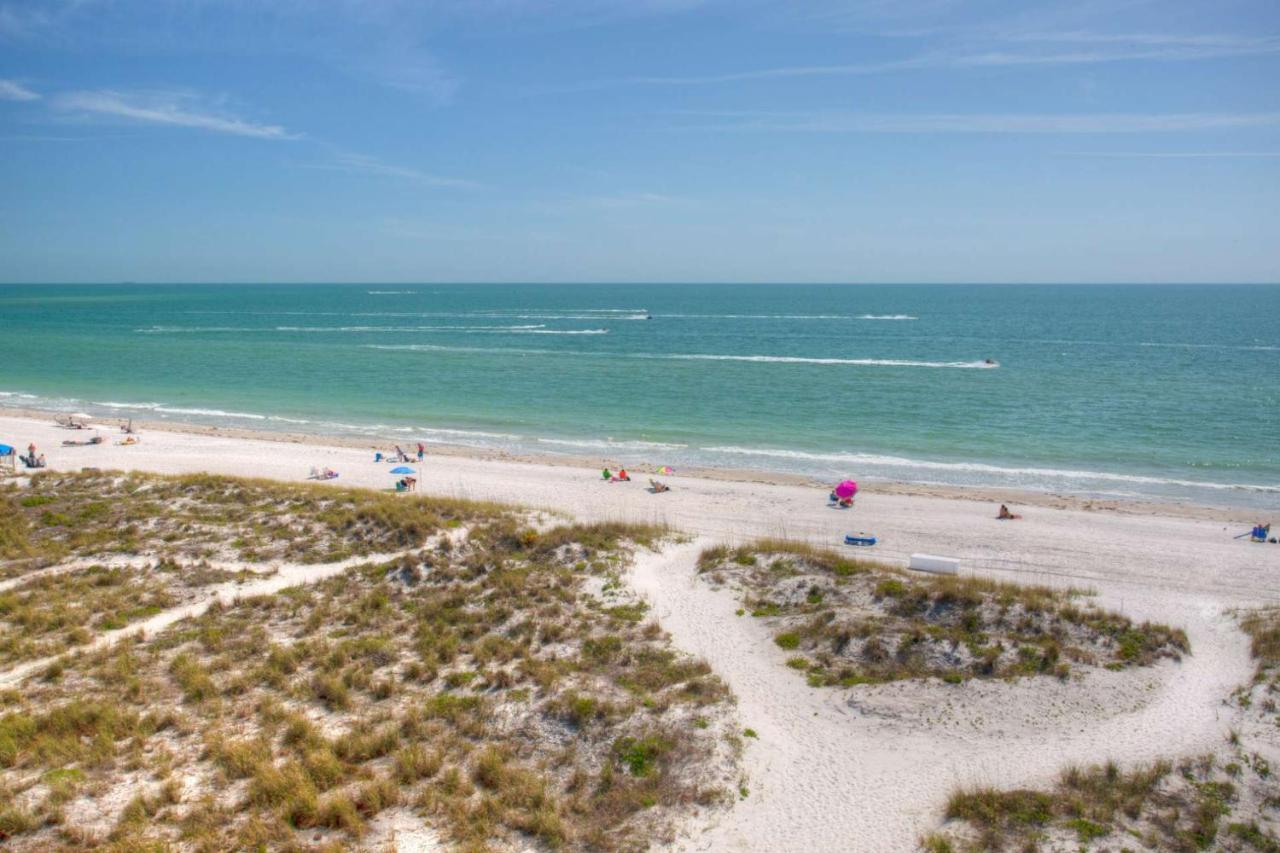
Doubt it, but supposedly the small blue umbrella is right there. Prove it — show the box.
[390,466,416,475]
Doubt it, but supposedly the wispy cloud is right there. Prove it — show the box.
[671,111,1280,134]
[52,89,295,139]
[303,151,479,189]
[1057,150,1280,158]
[616,33,1280,86]
[1008,31,1277,47]
[576,191,681,208]
[0,78,39,101]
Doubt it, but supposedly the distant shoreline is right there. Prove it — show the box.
[0,404,1256,524]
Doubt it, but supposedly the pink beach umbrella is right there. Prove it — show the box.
[834,480,858,500]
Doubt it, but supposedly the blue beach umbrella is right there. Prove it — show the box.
[390,466,416,475]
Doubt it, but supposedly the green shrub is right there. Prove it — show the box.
[774,632,801,650]
[613,735,669,777]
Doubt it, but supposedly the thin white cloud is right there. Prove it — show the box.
[1007,31,1278,48]
[619,34,1280,86]
[1057,151,1280,158]
[673,111,1280,134]
[576,191,680,208]
[303,151,479,189]
[53,89,295,139]
[0,78,39,100]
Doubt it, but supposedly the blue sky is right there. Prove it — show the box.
[0,0,1277,283]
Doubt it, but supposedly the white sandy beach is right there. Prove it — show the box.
[3,412,1278,851]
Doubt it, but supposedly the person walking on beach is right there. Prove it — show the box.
[417,442,425,462]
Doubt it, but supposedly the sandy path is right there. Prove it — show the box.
[0,551,404,687]
[631,541,1252,852]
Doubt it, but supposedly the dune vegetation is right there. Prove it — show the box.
[0,471,737,851]
[698,539,1189,687]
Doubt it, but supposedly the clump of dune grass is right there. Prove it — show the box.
[925,754,1278,852]
[700,539,1189,687]
[0,474,735,851]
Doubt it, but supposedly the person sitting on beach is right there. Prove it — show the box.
[997,504,1023,520]
[602,467,612,481]
[649,479,670,493]
[613,469,631,482]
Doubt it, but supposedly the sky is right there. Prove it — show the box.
[0,0,1277,284]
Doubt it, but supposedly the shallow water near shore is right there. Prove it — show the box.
[1,282,1277,509]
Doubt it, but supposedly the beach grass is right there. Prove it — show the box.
[924,754,1276,852]
[700,539,1188,686]
[0,471,735,850]
[0,470,505,579]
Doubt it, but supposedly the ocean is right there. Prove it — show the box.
[1,283,1276,509]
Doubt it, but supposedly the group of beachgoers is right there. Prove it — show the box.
[374,443,426,464]
[828,489,855,509]
[602,467,671,493]
[19,442,46,468]
[362,442,428,493]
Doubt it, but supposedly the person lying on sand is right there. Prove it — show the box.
[649,479,670,493]
[997,504,1023,520]
[116,436,140,446]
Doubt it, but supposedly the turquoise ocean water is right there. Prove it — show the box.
[0,283,1276,510]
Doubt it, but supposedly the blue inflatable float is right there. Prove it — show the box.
[844,533,878,547]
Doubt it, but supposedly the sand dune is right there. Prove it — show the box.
[2,412,1277,849]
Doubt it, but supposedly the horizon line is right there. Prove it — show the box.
[2,281,1278,287]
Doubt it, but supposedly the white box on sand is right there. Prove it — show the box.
[909,553,960,575]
